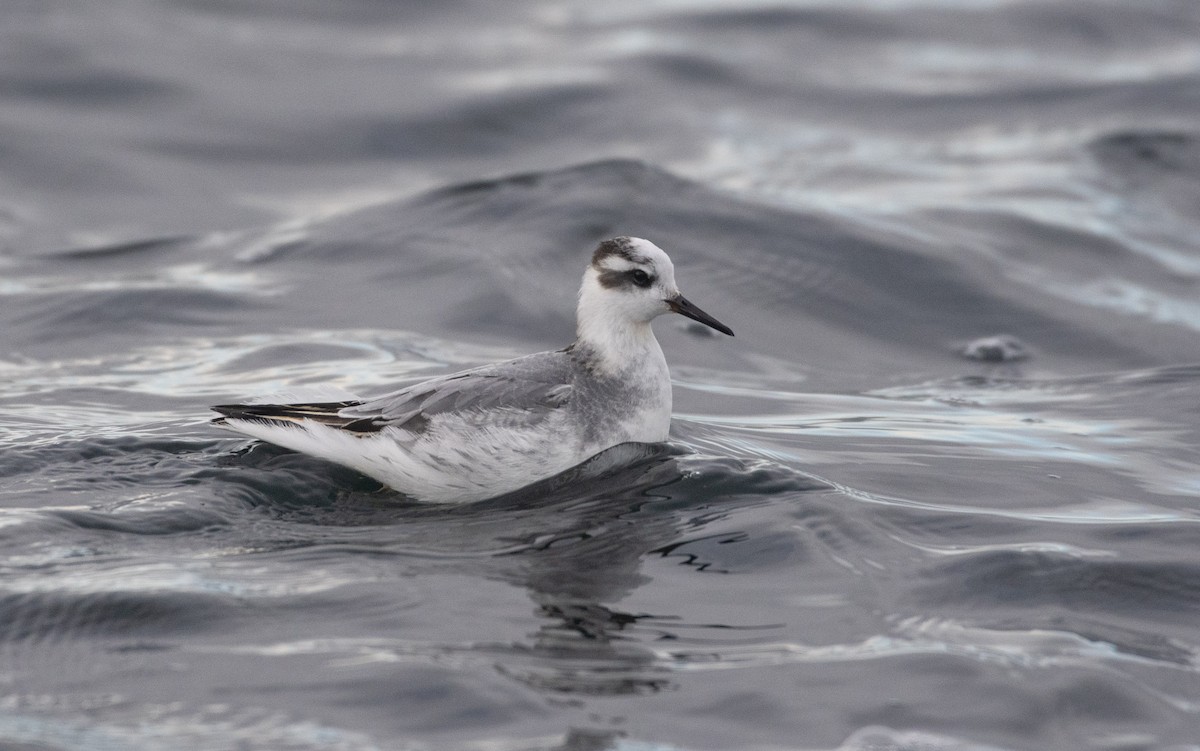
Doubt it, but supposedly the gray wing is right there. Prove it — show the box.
[338,349,575,432]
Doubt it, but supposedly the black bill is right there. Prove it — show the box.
[667,294,734,336]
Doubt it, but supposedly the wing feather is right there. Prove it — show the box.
[337,350,576,432]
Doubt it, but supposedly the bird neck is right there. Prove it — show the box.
[575,298,664,377]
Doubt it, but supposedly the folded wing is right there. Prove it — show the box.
[213,350,575,435]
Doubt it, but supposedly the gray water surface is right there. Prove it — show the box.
[3,2,1200,749]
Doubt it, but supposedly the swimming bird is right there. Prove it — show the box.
[211,237,733,502]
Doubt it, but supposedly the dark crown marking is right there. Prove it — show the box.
[592,238,655,289]
[592,237,647,267]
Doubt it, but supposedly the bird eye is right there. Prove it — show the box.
[629,269,652,288]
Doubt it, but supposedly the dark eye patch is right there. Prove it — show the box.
[628,269,653,288]
[597,267,655,289]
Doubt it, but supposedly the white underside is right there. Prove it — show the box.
[219,410,615,503]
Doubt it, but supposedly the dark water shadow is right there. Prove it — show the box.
[206,438,825,697]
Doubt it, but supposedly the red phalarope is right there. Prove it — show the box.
[212,237,734,502]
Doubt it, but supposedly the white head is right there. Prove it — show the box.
[576,237,733,363]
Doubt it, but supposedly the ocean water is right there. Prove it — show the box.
[3,1,1200,749]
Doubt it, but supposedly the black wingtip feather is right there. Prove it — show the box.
[210,401,389,432]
